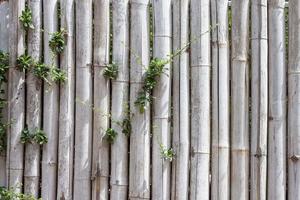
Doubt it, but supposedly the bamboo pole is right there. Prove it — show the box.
[230,1,250,199]
[288,1,300,199]
[129,0,150,199]
[23,0,42,197]
[0,0,9,187]
[211,0,230,199]
[189,0,210,199]
[171,0,190,199]
[57,0,75,199]
[7,0,25,192]
[92,0,110,199]
[110,0,129,199]
[250,0,268,200]
[152,0,172,199]
[268,0,286,199]
[41,0,59,199]
[73,0,93,199]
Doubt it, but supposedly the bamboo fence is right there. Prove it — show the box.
[0,0,299,200]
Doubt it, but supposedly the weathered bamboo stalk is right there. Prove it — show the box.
[41,0,59,199]
[250,0,268,200]
[211,0,230,199]
[231,1,250,199]
[92,0,110,199]
[23,0,42,197]
[57,0,75,199]
[268,0,287,199]
[288,1,300,199]
[0,0,9,187]
[189,0,210,199]
[73,0,93,199]
[152,0,172,199]
[110,0,129,199]
[7,0,25,192]
[129,0,150,199]
[171,0,190,199]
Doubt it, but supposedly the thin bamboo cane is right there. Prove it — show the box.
[57,0,75,199]
[41,0,59,199]
[0,0,9,187]
[151,0,172,199]
[250,0,268,200]
[268,0,287,199]
[91,0,110,199]
[288,1,300,199]
[171,0,190,199]
[230,1,250,200]
[128,0,151,199]
[23,0,42,197]
[7,0,25,192]
[73,0,93,199]
[110,0,129,199]
[211,0,230,199]
[189,0,210,199]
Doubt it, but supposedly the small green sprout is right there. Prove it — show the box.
[16,54,33,72]
[33,129,48,145]
[19,5,34,30]
[103,62,118,80]
[49,29,67,54]
[33,62,50,83]
[121,118,131,137]
[134,91,152,113]
[0,51,9,83]
[160,144,175,162]
[50,67,67,83]
[104,128,118,144]
[20,126,33,144]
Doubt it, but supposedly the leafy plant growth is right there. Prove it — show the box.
[0,52,9,152]
[19,5,34,30]
[135,58,168,113]
[21,126,48,145]
[103,62,118,80]
[0,186,41,200]
[160,144,175,162]
[104,128,118,144]
[49,29,67,54]
[17,54,33,72]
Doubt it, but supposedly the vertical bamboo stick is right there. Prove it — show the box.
[152,0,172,199]
[250,0,268,200]
[24,0,42,197]
[211,0,230,199]
[129,0,150,199]
[92,0,110,199]
[41,0,59,198]
[189,0,210,199]
[268,0,286,199]
[0,0,9,187]
[231,1,250,199]
[7,0,25,192]
[57,0,75,199]
[171,0,190,199]
[73,0,93,199]
[288,1,300,199]
[110,0,129,199]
